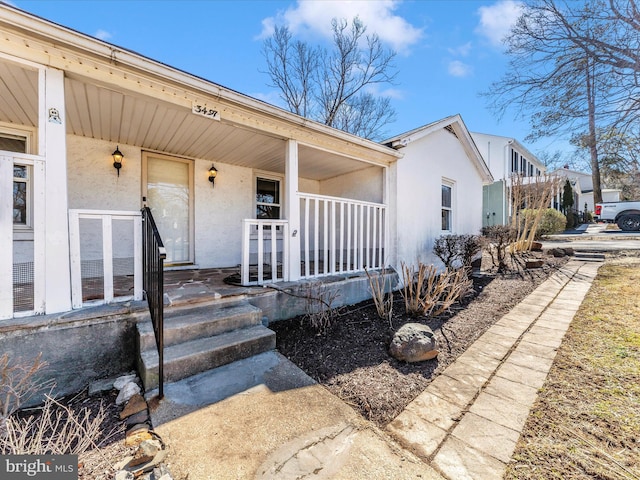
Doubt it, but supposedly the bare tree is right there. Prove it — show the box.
[485,0,640,204]
[262,17,397,141]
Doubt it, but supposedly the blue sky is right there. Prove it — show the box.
[12,0,570,159]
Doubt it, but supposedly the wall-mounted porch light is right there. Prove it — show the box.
[208,164,218,188]
[112,146,124,176]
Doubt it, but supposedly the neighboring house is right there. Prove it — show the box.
[383,116,493,266]
[0,5,491,396]
[470,132,546,227]
[549,167,621,214]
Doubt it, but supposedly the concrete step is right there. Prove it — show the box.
[574,251,606,261]
[139,324,276,391]
[137,302,262,351]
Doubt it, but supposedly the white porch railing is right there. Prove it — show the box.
[68,209,143,308]
[240,195,386,286]
[299,193,386,277]
[241,219,290,286]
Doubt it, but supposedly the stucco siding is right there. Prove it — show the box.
[319,166,383,203]
[66,135,261,269]
[395,128,484,268]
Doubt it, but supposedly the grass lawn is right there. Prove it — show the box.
[505,257,640,479]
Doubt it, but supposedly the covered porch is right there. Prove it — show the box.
[0,4,400,320]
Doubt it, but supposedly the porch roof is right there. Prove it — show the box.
[0,4,401,181]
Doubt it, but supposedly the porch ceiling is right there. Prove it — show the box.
[0,58,379,181]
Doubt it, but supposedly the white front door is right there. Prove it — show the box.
[142,152,194,265]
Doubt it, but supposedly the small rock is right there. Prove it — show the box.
[152,465,173,480]
[563,247,575,256]
[125,429,153,447]
[120,394,148,420]
[126,422,151,437]
[114,374,138,390]
[525,260,544,269]
[115,470,135,480]
[125,409,150,428]
[114,456,134,471]
[127,452,154,468]
[389,323,439,363]
[530,241,543,251]
[88,377,115,396]
[138,438,163,458]
[547,248,566,257]
[116,382,141,405]
[126,449,168,474]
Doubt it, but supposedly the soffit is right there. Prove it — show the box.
[0,57,379,180]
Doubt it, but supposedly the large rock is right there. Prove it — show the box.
[389,323,439,362]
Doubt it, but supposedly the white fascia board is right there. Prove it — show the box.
[0,3,401,161]
[385,114,493,183]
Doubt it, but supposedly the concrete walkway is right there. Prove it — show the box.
[387,259,602,479]
[149,258,601,480]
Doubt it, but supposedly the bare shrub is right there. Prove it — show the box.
[0,354,109,460]
[0,395,107,455]
[365,267,394,328]
[433,234,483,271]
[481,225,517,273]
[0,353,48,435]
[302,281,341,333]
[510,173,560,251]
[400,262,473,317]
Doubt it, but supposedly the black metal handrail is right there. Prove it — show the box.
[141,206,167,398]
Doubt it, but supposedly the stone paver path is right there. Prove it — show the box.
[387,259,601,479]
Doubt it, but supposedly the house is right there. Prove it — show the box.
[470,132,546,227]
[549,167,621,214]
[384,116,493,266]
[0,4,490,397]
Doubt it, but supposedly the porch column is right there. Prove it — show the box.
[0,156,13,319]
[42,67,72,313]
[285,139,301,281]
[385,164,397,270]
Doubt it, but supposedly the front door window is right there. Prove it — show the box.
[144,154,193,264]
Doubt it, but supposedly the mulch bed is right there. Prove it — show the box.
[271,253,568,427]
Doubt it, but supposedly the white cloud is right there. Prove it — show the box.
[258,0,423,53]
[94,29,112,41]
[448,41,472,57]
[475,0,524,47]
[448,60,472,77]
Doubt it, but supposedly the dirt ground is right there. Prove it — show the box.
[271,252,568,427]
[8,251,570,477]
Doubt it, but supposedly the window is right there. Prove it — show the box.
[256,177,281,219]
[0,133,27,153]
[1,131,31,229]
[13,165,30,226]
[511,149,518,173]
[442,183,453,231]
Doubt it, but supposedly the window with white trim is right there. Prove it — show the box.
[442,183,453,231]
[256,176,281,219]
[0,130,31,229]
[13,165,30,227]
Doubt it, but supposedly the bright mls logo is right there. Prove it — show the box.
[1,455,78,479]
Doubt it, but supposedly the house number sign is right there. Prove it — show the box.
[192,102,220,121]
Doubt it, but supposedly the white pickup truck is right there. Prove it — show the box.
[595,201,640,231]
